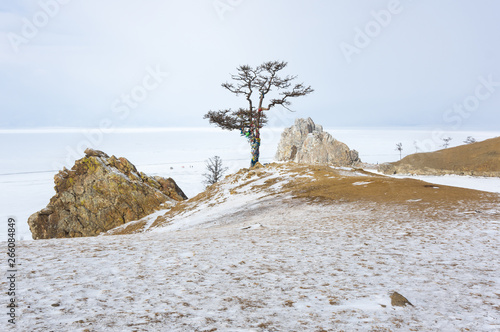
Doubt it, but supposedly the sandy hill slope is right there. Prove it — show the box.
[379,136,500,177]
[12,163,500,331]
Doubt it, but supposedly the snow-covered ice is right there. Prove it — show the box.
[392,174,500,194]
[367,169,500,194]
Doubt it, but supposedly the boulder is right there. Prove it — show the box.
[28,148,187,239]
[390,292,414,307]
[275,118,360,166]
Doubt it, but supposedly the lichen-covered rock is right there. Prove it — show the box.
[275,118,360,166]
[28,148,187,239]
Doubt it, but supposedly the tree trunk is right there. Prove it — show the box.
[250,131,261,167]
[250,109,263,167]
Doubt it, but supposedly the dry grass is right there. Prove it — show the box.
[283,164,498,207]
[382,136,500,176]
[109,162,500,235]
[106,220,148,235]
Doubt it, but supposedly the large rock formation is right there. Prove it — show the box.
[28,149,187,239]
[275,117,360,166]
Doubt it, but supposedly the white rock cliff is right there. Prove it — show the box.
[275,118,360,166]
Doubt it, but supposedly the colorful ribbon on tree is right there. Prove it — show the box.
[240,126,261,167]
[250,136,260,167]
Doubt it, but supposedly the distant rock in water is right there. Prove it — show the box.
[28,148,187,239]
[275,117,360,166]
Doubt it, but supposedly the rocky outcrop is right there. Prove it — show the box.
[275,118,360,166]
[28,148,187,239]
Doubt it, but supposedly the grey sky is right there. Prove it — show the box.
[1,0,499,130]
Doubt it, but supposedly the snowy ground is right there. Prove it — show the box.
[4,165,500,331]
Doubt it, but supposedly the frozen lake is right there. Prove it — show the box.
[1,127,499,240]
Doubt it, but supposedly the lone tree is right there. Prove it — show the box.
[395,143,403,160]
[464,136,477,144]
[442,137,452,149]
[202,156,228,186]
[204,61,313,167]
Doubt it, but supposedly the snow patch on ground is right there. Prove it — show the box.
[352,181,372,186]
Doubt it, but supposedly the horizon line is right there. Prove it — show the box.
[1,125,499,135]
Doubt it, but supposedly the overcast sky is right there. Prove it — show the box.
[1,0,499,130]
